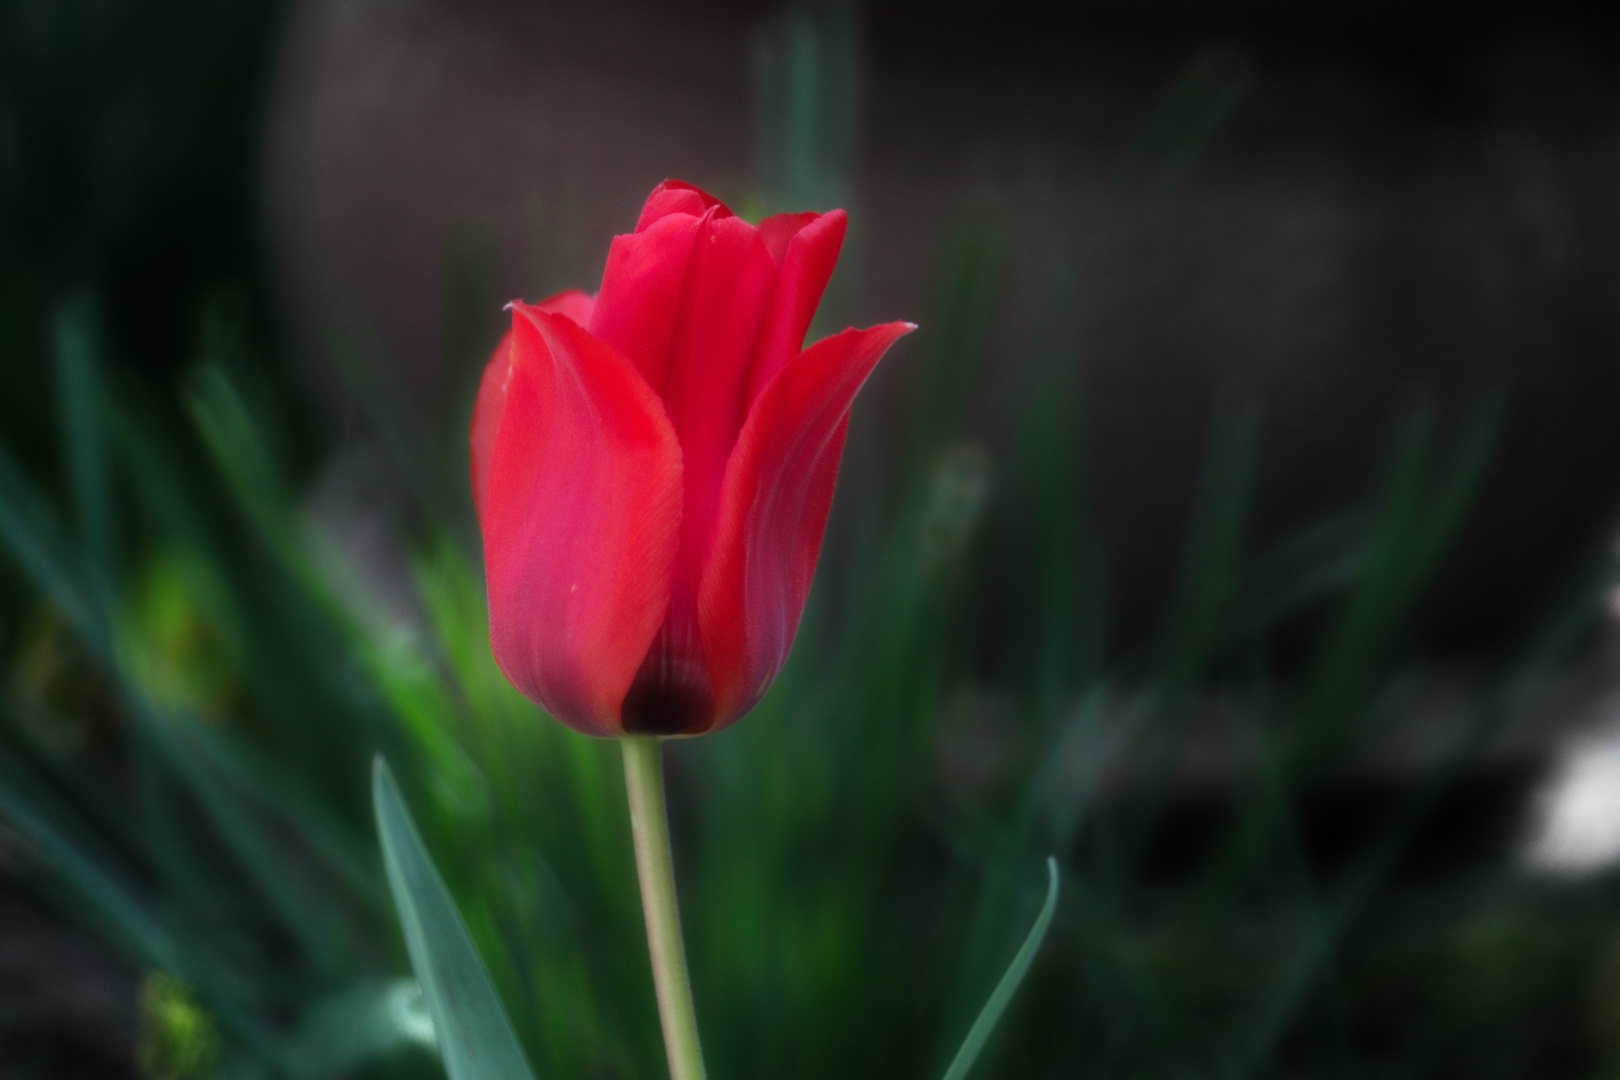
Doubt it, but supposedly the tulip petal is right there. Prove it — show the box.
[661,213,778,600]
[481,306,683,736]
[470,291,598,521]
[635,179,731,232]
[610,214,777,736]
[591,212,705,393]
[538,288,596,327]
[745,210,848,404]
[756,212,819,266]
[699,321,914,730]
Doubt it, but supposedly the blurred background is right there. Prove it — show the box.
[6,0,1620,1077]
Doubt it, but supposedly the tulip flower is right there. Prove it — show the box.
[472,180,912,739]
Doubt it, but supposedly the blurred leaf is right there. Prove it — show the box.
[138,972,222,1080]
[0,730,178,969]
[752,0,860,213]
[185,365,298,563]
[899,213,1006,493]
[1293,390,1503,774]
[1106,403,1259,877]
[939,856,1060,1080]
[1208,393,1508,1077]
[55,293,117,602]
[1013,46,1253,706]
[373,755,539,1080]
[1154,402,1261,704]
[288,977,437,1079]
[1037,685,1132,852]
[136,705,350,975]
[1078,45,1254,308]
[355,623,489,828]
[180,716,387,913]
[0,441,100,650]
[1229,513,1363,637]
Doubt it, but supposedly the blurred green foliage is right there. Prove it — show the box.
[139,973,223,1080]
[4,4,1620,1080]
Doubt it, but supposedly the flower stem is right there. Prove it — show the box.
[621,737,708,1080]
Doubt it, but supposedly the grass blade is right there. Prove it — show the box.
[373,756,538,1080]
[55,295,116,601]
[940,856,1060,1080]
[140,704,349,973]
[0,743,178,969]
[182,718,387,914]
[0,443,100,651]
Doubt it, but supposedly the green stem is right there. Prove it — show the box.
[622,737,708,1080]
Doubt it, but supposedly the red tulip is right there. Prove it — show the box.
[471,180,913,737]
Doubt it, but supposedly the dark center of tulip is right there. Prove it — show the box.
[621,673,715,736]
[621,630,715,736]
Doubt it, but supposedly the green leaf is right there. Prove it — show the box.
[142,706,347,973]
[55,295,116,601]
[372,756,538,1080]
[940,856,1060,1080]
[0,443,101,652]
[0,744,178,970]
[287,978,438,1079]
[181,718,387,916]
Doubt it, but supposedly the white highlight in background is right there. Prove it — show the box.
[1523,579,1620,876]
[1524,713,1620,875]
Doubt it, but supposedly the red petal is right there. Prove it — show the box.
[481,306,683,736]
[635,179,732,233]
[756,212,820,266]
[470,291,597,521]
[537,287,596,327]
[698,321,914,730]
[591,211,705,393]
[744,210,847,405]
[659,214,778,618]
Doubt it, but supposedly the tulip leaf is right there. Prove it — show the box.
[0,442,101,652]
[0,742,179,971]
[287,977,438,1079]
[939,856,1060,1080]
[373,757,538,1080]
